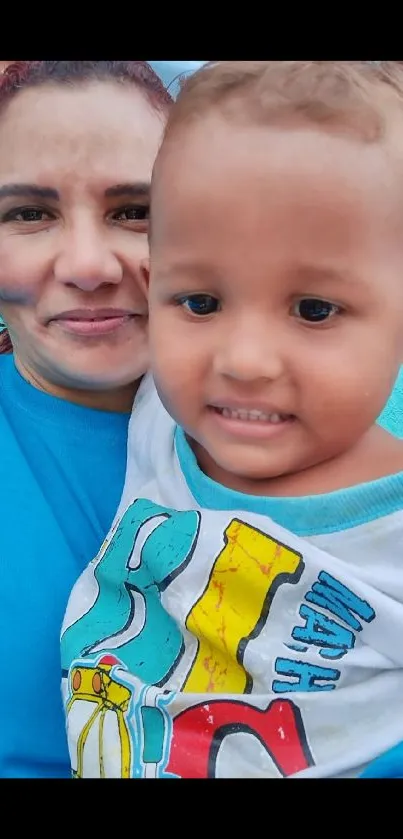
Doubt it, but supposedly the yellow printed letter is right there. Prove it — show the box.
[184,519,303,694]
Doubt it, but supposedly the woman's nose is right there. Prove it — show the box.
[53,225,123,291]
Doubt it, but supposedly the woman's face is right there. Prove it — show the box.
[0,81,166,405]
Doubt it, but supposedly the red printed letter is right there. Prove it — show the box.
[167,698,313,777]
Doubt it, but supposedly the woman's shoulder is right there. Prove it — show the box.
[0,352,15,402]
[0,354,36,450]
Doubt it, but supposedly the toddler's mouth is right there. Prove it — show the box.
[212,407,294,424]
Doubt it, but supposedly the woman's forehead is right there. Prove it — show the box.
[0,81,165,184]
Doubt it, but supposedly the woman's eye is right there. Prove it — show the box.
[180,294,220,316]
[5,207,52,223]
[112,206,149,222]
[293,298,341,322]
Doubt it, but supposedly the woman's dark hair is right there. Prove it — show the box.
[0,60,173,354]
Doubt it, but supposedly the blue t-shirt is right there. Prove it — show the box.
[361,740,403,778]
[0,355,130,778]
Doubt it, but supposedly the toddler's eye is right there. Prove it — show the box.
[180,294,220,316]
[293,298,341,322]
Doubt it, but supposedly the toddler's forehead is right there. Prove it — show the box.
[156,112,400,190]
[152,116,403,247]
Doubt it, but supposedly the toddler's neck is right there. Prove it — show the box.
[190,424,403,498]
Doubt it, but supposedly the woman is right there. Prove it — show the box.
[0,60,171,778]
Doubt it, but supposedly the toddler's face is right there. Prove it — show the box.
[147,113,403,490]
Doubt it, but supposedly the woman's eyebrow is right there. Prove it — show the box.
[0,182,151,201]
[104,182,150,199]
[0,183,59,200]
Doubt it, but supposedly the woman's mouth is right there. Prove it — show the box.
[49,308,137,337]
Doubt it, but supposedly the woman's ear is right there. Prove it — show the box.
[139,258,150,299]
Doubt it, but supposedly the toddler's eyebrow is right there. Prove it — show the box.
[295,264,363,286]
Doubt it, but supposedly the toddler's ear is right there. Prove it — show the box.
[139,258,150,298]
